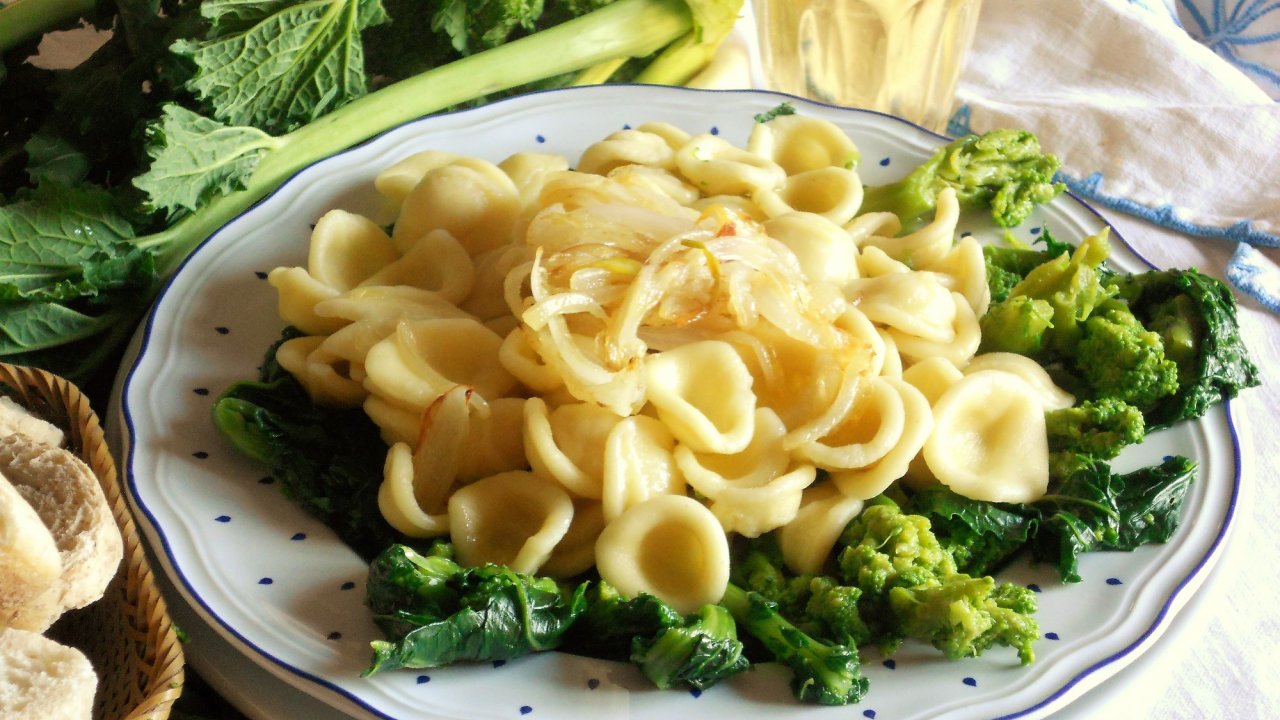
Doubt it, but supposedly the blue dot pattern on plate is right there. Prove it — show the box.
[1045,632,1060,640]
[258,577,273,585]
[416,675,430,685]
[879,157,891,166]
[215,515,231,523]
[535,135,546,144]
[1107,577,1124,586]
[863,710,877,719]
[1031,226,1042,235]
[963,677,978,687]
[710,126,720,135]
[254,271,268,279]
[493,660,507,669]
[519,706,533,715]
[690,688,703,698]
[882,659,896,670]
[215,326,230,335]
[1028,583,1042,593]
[290,532,306,541]
[341,581,357,591]
[587,678,600,690]
[192,451,209,459]
[327,631,342,641]
[193,387,210,396]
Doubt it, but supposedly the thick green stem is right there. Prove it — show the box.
[0,0,98,53]
[139,0,693,273]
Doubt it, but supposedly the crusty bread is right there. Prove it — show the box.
[0,434,122,632]
[0,627,96,720]
[0,397,64,449]
[0,474,61,625]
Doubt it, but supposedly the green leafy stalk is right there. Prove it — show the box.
[0,0,99,53]
[135,0,700,274]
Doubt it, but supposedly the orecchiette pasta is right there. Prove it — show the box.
[594,495,730,614]
[265,114,1069,613]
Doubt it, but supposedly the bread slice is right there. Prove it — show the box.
[0,627,96,720]
[0,397,64,449]
[0,474,61,625]
[0,434,122,632]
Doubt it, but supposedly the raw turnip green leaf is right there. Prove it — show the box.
[134,104,282,219]
[174,0,390,133]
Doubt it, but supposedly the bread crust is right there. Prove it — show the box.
[0,627,96,720]
[0,434,123,632]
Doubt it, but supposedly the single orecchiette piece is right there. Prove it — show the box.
[778,481,865,575]
[393,157,522,256]
[923,370,1050,503]
[963,352,1075,410]
[307,209,400,292]
[763,211,860,293]
[746,114,860,175]
[674,134,787,196]
[448,470,575,574]
[594,494,730,614]
[753,165,864,226]
[675,407,790,499]
[860,186,959,269]
[578,129,678,175]
[374,149,461,204]
[523,398,622,500]
[601,415,684,522]
[266,267,345,336]
[708,464,817,538]
[362,318,517,412]
[829,378,932,500]
[274,335,365,407]
[644,340,757,454]
[359,228,475,305]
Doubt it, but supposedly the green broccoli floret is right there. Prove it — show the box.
[999,228,1115,356]
[1045,397,1145,466]
[982,227,1076,303]
[889,575,1039,665]
[978,295,1056,356]
[836,500,1039,664]
[362,544,586,674]
[1073,301,1180,412]
[859,129,1065,230]
[631,604,749,691]
[719,583,869,706]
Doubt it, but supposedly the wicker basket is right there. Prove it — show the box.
[0,363,185,720]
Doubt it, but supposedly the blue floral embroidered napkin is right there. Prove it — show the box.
[951,0,1280,311]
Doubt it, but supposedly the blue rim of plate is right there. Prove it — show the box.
[116,83,1244,720]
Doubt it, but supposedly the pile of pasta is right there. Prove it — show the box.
[267,115,1075,614]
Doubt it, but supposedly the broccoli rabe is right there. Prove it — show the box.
[859,129,1065,230]
[1046,397,1145,458]
[978,295,1055,356]
[731,536,872,647]
[982,226,1076,303]
[563,581,747,691]
[889,575,1039,664]
[363,544,586,674]
[719,583,870,706]
[904,486,1034,577]
[631,604,749,690]
[1073,300,1180,412]
[836,500,1039,663]
[1111,268,1261,428]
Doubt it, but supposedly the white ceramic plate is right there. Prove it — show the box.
[116,85,1243,720]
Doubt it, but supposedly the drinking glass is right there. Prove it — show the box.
[754,0,984,132]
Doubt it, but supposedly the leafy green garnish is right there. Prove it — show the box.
[753,101,796,124]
